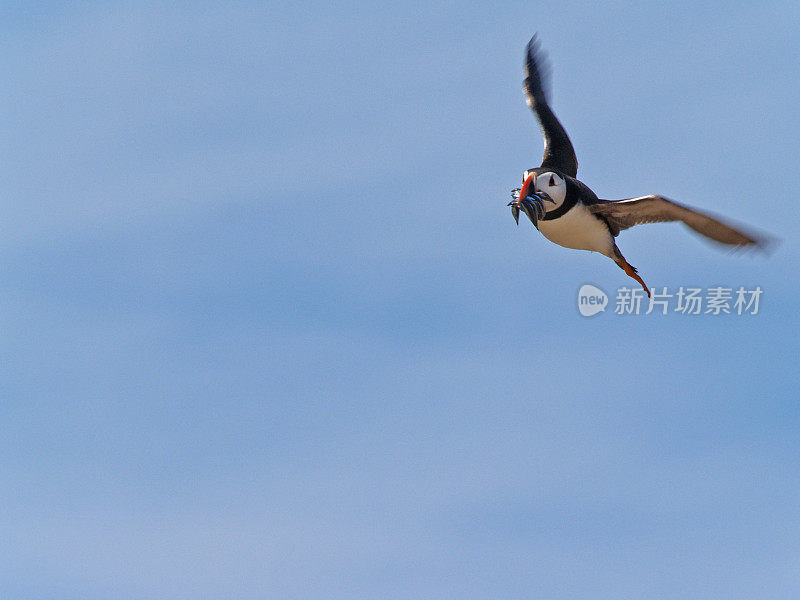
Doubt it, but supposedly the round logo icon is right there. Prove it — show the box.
[577,284,608,317]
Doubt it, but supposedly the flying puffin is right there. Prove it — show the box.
[509,35,766,297]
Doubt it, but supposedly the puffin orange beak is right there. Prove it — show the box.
[509,173,536,226]
[518,173,535,207]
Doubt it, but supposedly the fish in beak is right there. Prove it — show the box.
[509,200,521,225]
[509,173,549,227]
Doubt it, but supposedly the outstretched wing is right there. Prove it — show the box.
[588,195,765,247]
[524,35,578,178]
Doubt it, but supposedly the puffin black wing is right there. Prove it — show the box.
[589,195,765,247]
[524,36,578,178]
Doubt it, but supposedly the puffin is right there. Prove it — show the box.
[509,35,766,297]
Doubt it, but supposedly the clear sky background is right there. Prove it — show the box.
[2,2,799,599]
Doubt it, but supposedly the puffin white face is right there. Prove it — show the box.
[530,170,567,207]
[513,169,568,225]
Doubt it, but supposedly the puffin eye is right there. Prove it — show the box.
[549,175,555,186]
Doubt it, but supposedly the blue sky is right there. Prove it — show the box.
[2,2,799,598]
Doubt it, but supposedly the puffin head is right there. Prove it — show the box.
[509,168,566,226]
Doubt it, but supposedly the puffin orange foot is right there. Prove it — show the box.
[615,258,651,298]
